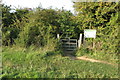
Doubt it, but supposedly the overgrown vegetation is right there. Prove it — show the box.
[73,2,119,54]
[2,46,118,78]
[1,1,119,78]
[2,2,119,53]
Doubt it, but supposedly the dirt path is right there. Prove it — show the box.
[65,54,118,66]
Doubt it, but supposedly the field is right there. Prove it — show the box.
[1,46,119,78]
[1,1,120,79]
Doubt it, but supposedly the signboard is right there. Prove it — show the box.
[84,29,96,38]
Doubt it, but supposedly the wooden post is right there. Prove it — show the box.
[57,34,59,39]
[93,38,95,48]
[78,34,82,48]
[83,36,86,47]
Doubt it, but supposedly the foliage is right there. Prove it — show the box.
[2,46,118,78]
[73,2,119,54]
[2,4,29,46]
[56,10,76,38]
[2,4,77,47]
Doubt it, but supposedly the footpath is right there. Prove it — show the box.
[65,54,118,66]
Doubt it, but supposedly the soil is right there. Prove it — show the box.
[65,54,118,66]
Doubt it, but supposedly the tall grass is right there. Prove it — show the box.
[76,46,119,64]
[2,45,118,78]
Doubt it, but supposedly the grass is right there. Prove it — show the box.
[1,46,119,78]
[76,48,119,65]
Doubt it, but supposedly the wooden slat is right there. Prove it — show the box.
[63,43,77,44]
[62,46,76,48]
[62,45,77,47]
[61,39,77,41]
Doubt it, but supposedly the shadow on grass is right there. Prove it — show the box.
[40,50,63,58]
[62,50,77,57]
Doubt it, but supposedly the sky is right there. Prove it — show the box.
[2,0,75,13]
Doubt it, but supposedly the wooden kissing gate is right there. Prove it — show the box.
[60,38,77,54]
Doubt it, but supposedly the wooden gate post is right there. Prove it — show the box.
[57,34,59,39]
[78,34,82,48]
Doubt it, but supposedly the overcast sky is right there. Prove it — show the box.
[2,0,74,12]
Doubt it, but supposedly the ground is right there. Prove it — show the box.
[1,46,119,78]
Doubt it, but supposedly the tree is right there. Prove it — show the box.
[2,4,29,46]
[73,2,120,54]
